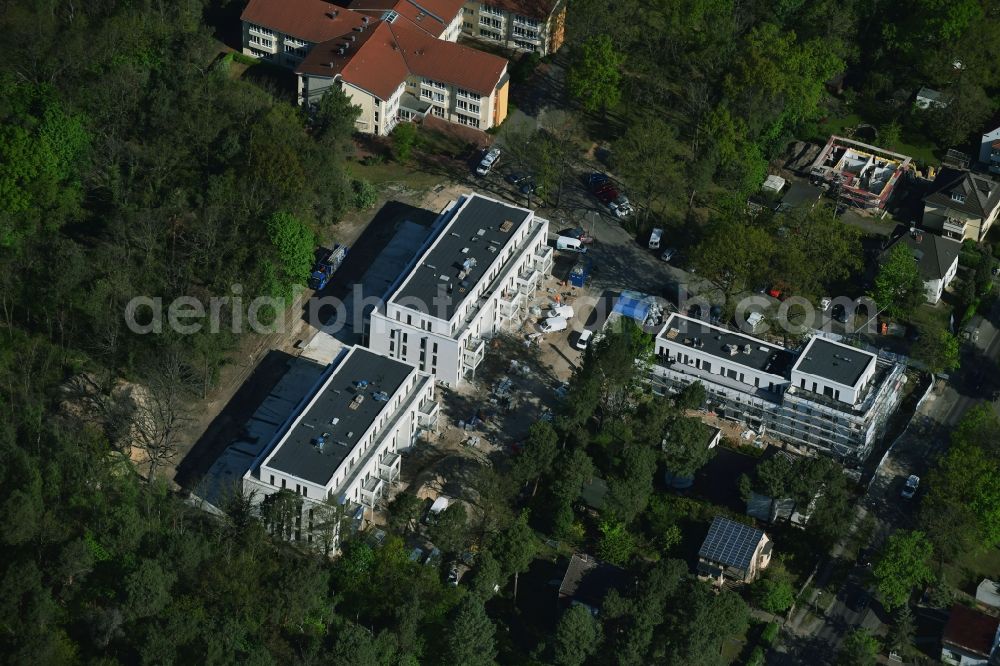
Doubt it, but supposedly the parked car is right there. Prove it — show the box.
[520,178,542,196]
[587,172,610,190]
[559,227,594,243]
[610,195,634,218]
[832,303,848,323]
[901,474,920,499]
[856,547,873,568]
[475,147,501,176]
[556,236,588,253]
[507,171,529,185]
[709,305,723,325]
[660,247,677,262]
[595,186,620,204]
[575,329,593,350]
[820,297,832,312]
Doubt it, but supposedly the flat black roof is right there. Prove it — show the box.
[660,314,795,377]
[794,337,874,387]
[391,195,533,322]
[265,348,414,486]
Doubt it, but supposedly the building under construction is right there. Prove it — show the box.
[809,136,913,211]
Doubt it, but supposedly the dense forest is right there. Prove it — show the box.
[2,0,1000,664]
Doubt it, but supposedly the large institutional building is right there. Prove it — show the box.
[243,346,438,550]
[367,193,552,386]
[650,313,906,462]
[240,0,565,135]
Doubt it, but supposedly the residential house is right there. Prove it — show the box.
[461,0,567,55]
[881,225,961,304]
[697,516,772,585]
[243,346,438,552]
[367,193,552,387]
[241,0,509,135]
[940,603,1000,666]
[557,553,629,614]
[649,313,907,462]
[979,125,1000,175]
[809,136,912,211]
[922,167,1000,242]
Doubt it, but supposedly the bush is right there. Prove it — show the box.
[391,122,420,162]
[761,622,780,645]
[231,52,260,66]
[351,179,378,210]
[746,646,766,666]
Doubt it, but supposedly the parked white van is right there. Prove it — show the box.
[649,228,663,249]
[540,317,568,333]
[556,236,587,252]
[547,305,575,319]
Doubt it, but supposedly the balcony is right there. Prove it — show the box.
[942,216,968,237]
[517,268,541,295]
[498,289,524,319]
[533,246,554,273]
[378,452,401,483]
[418,398,440,429]
[360,476,385,507]
[462,336,485,372]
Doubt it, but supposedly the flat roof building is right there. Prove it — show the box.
[368,193,552,386]
[651,314,906,462]
[244,346,438,552]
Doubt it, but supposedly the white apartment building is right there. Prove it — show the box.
[650,314,907,462]
[367,193,553,386]
[243,346,437,551]
[461,0,567,55]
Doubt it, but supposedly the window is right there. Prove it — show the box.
[406,314,412,325]
[270,474,274,485]
[302,487,308,498]
[481,4,504,16]
[281,478,286,489]
[421,89,432,99]
[456,88,481,101]
[951,192,966,203]
[479,28,502,40]
[433,92,445,102]
[249,34,274,48]
[432,105,445,118]
[249,23,275,36]
[457,113,480,128]
[513,25,538,39]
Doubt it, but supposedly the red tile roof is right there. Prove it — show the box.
[942,604,1000,658]
[296,13,507,100]
[241,0,368,43]
[349,0,465,37]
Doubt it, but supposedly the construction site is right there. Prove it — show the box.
[808,135,914,211]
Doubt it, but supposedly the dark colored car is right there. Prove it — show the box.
[520,177,540,195]
[856,548,873,568]
[709,305,723,325]
[507,171,529,185]
[588,172,610,190]
[832,303,848,323]
[688,304,703,319]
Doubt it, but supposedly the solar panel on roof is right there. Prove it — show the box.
[698,517,764,571]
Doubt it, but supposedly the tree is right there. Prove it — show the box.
[313,85,361,148]
[751,566,796,614]
[662,416,716,478]
[553,604,602,666]
[328,621,398,666]
[491,512,537,600]
[874,530,934,611]
[912,325,960,374]
[674,382,706,411]
[772,204,864,298]
[428,503,468,555]
[352,179,378,210]
[692,218,776,302]
[838,628,879,666]
[470,550,504,600]
[387,493,424,534]
[443,597,496,666]
[871,244,925,319]
[391,122,420,162]
[613,117,686,219]
[663,582,749,665]
[265,211,316,297]
[598,519,636,567]
[511,420,559,492]
[566,35,623,112]
[605,446,657,524]
[887,606,916,658]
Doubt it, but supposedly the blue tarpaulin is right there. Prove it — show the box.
[613,290,652,322]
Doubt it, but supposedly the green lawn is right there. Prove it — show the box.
[907,301,953,332]
[809,112,940,167]
[348,159,446,190]
[941,547,1000,593]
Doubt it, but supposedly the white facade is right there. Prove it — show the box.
[368,194,552,386]
[243,347,437,551]
[925,255,959,304]
[650,315,906,461]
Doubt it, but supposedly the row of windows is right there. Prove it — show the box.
[248,23,274,36]
[480,16,502,29]
[514,40,539,52]
[457,113,480,128]
[249,34,274,48]
[421,89,446,103]
[513,15,540,28]
[422,78,446,90]
[512,25,538,39]
[455,87,481,101]
[455,99,480,115]
[479,28,502,41]
[480,4,504,16]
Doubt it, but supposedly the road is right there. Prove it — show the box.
[776,296,1000,664]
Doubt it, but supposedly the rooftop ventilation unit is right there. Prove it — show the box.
[499,220,513,232]
[461,247,469,253]
[349,394,365,410]
[330,417,340,426]
[355,379,370,390]
[477,228,486,236]
[743,344,751,354]
[373,391,389,402]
